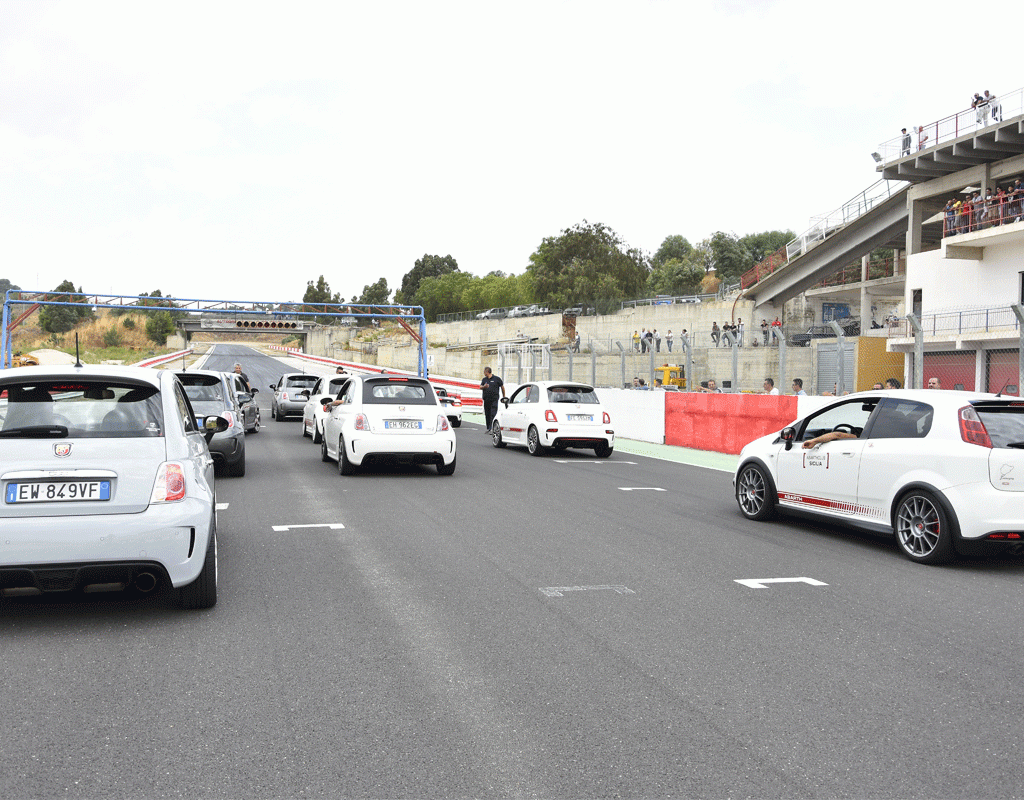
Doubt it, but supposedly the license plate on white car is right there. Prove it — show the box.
[568,414,593,422]
[385,420,422,430]
[6,480,111,504]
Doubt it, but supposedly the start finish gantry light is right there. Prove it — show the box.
[0,291,430,376]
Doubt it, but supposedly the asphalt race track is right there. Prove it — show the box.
[2,344,1024,799]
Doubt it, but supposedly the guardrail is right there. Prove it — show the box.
[131,349,194,368]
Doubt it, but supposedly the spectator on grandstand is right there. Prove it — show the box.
[928,377,942,390]
[901,128,911,157]
[885,377,902,390]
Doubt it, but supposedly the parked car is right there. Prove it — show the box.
[734,389,1024,564]
[507,306,530,318]
[270,373,320,420]
[301,375,351,443]
[524,304,551,316]
[434,386,463,428]
[0,365,225,607]
[320,374,456,475]
[175,370,247,477]
[490,381,614,457]
[789,319,860,346]
[476,308,507,320]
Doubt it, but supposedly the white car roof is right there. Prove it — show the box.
[0,364,163,387]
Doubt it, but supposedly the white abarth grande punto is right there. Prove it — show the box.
[0,365,226,607]
[320,374,456,475]
[491,381,614,457]
[734,389,1024,564]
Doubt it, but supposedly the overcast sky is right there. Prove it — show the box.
[2,1,972,306]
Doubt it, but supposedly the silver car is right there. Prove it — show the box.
[0,365,225,608]
[175,370,247,477]
[270,373,320,420]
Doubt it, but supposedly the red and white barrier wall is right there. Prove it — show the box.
[132,349,193,368]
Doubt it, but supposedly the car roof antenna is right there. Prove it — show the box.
[74,332,83,368]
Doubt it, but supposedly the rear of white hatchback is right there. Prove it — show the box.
[0,366,220,608]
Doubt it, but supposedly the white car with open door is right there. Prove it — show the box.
[320,374,456,475]
[734,389,1024,564]
[301,375,350,443]
[490,381,614,457]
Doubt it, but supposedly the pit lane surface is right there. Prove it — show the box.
[2,344,1023,799]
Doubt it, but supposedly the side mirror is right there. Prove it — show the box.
[780,426,796,451]
[501,397,510,407]
[236,392,251,404]
[203,415,229,444]
[249,387,258,395]
[269,384,276,391]
[297,390,310,400]
[319,396,333,405]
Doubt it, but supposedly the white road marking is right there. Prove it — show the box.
[618,487,666,492]
[539,585,636,598]
[554,460,637,464]
[734,577,829,589]
[216,503,229,510]
[271,523,346,532]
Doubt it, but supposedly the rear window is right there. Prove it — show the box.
[0,380,164,439]
[362,379,436,405]
[285,376,319,389]
[546,386,599,404]
[178,375,225,403]
[973,404,1024,448]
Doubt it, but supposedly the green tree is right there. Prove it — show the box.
[414,272,475,321]
[38,280,85,334]
[651,235,694,268]
[738,230,794,265]
[526,221,648,309]
[145,311,176,345]
[699,232,751,284]
[351,278,391,307]
[302,275,340,323]
[397,254,459,303]
[0,278,21,296]
[646,257,706,297]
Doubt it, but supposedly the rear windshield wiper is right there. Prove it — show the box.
[0,425,70,438]
[1005,441,1024,449]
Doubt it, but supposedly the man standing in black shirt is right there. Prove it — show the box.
[480,366,506,432]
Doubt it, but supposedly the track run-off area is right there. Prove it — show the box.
[3,343,1023,799]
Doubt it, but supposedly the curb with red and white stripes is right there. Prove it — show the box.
[131,349,194,369]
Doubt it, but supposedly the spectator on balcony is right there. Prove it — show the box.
[916,125,929,151]
[711,321,720,347]
[982,188,994,228]
[944,199,956,235]
[986,91,1001,123]
[1013,179,1024,222]
[996,186,1008,225]
[771,317,782,345]
[972,93,989,126]
[953,197,964,233]
[761,319,769,346]
[901,128,911,157]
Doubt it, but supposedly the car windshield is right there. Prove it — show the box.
[180,378,224,404]
[973,403,1024,448]
[546,386,599,404]
[286,376,319,389]
[362,379,435,405]
[0,380,164,438]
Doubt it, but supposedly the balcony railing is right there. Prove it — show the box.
[886,306,1020,338]
[876,87,1024,164]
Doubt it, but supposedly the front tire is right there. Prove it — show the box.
[490,420,506,448]
[178,529,217,609]
[736,462,776,521]
[895,490,954,564]
[527,425,544,456]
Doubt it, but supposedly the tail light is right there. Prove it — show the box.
[151,462,186,503]
[959,405,992,448]
[354,414,369,431]
[437,414,450,431]
[221,411,235,429]
[603,412,611,424]
[545,410,557,422]
[280,392,289,401]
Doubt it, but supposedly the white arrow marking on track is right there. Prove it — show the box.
[734,577,829,589]
[271,523,346,532]
[618,487,666,491]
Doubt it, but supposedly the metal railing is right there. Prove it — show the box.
[876,86,1024,164]
[814,258,900,288]
[886,306,1020,338]
[942,192,1024,236]
[741,179,905,289]
[620,293,716,309]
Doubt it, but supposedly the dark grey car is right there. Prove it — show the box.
[175,370,247,477]
[270,373,320,420]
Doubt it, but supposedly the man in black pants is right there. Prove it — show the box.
[480,366,506,432]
